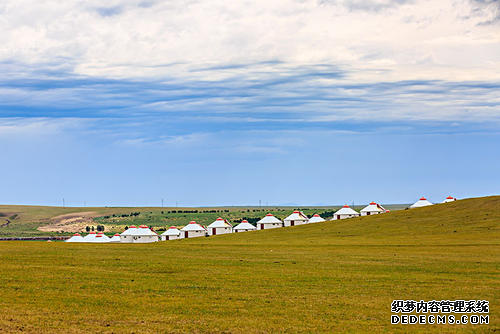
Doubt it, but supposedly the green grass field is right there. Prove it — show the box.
[0,196,498,332]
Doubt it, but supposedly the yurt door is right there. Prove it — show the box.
[184,231,189,238]
[212,228,217,235]
[291,220,295,226]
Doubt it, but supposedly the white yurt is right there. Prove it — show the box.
[180,221,207,238]
[93,232,110,243]
[360,202,386,216]
[161,226,183,241]
[442,196,457,203]
[283,211,309,227]
[109,233,121,243]
[308,214,325,223]
[65,233,84,242]
[233,220,257,232]
[207,217,233,236]
[256,214,283,230]
[410,197,433,208]
[120,225,159,243]
[82,231,98,242]
[333,205,360,220]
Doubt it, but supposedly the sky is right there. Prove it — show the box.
[0,0,499,207]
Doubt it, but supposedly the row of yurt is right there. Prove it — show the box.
[66,231,119,243]
[409,195,457,208]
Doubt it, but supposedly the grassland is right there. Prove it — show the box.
[0,196,498,333]
[0,203,408,237]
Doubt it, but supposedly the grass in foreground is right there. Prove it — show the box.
[0,196,498,333]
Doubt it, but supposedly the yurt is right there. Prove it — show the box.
[161,226,182,241]
[109,233,121,243]
[409,197,433,208]
[82,231,98,242]
[333,205,360,220]
[65,233,84,242]
[256,214,283,230]
[207,217,233,236]
[233,220,257,232]
[360,202,386,216]
[94,232,110,243]
[308,214,325,223]
[442,196,457,203]
[180,221,207,238]
[283,211,309,227]
[120,225,158,243]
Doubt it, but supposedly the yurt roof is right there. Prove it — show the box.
[443,196,457,203]
[410,197,433,208]
[181,221,206,232]
[334,205,360,216]
[308,214,325,223]
[161,227,181,236]
[82,232,97,241]
[207,217,232,228]
[257,214,282,224]
[65,233,85,242]
[360,202,384,213]
[120,226,138,236]
[234,220,257,230]
[93,234,110,242]
[284,211,308,221]
[121,226,157,236]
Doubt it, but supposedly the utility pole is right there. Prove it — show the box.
[161,198,164,208]
[62,198,65,208]
[259,199,261,207]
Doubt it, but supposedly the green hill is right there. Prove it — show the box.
[0,196,498,332]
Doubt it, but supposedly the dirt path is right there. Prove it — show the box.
[37,211,98,233]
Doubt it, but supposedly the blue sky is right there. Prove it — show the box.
[0,0,499,206]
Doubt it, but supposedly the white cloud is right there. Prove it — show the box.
[0,0,498,82]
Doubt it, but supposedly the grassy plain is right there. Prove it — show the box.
[0,196,498,333]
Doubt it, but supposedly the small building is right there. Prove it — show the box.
[442,196,457,203]
[180,221,207,238]
[333,205,360,220]
[283,211,309,227]
[94,232,110,243]
[308,214,325,223]
[161,226,183,241]
[360,202,386,216]
[233,220,257,232]
[82,231,97,242]
[256,214,283,230]
[409,197,433,208]
[109,233,121,243]
[207,217,233,236]
[120,225,159,243]
[65,233,84,242]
